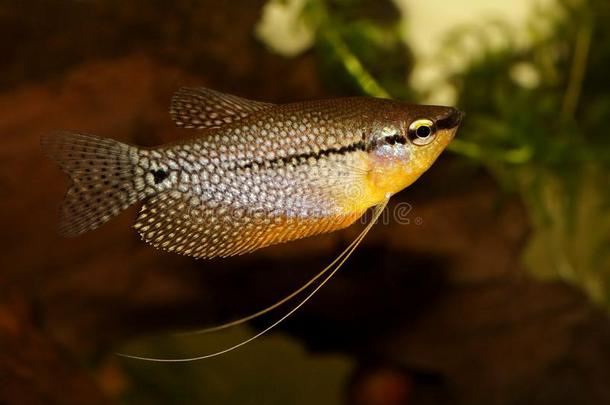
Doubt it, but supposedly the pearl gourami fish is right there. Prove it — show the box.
[42,87,463,259]
[43,87,463,361]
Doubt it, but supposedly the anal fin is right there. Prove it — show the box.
[135,190,362,259]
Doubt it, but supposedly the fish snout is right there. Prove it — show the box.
[436,108,464,130]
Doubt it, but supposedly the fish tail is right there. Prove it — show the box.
[41,131,150,237]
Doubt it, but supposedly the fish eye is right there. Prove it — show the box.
[408,119,437,146]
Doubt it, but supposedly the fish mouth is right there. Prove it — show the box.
[436,108,464,130]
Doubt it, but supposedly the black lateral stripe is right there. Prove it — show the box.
[239,140,366,170]
[151,169,169,184]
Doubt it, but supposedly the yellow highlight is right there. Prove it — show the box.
[336,127,457,215]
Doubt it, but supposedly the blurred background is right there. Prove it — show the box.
[1,0,610,404]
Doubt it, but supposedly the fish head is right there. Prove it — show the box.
[365,102,463,198]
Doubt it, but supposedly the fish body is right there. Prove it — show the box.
[42,87,462,258]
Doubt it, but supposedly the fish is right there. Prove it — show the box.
[42,86,463,259]
[43,87,463,361]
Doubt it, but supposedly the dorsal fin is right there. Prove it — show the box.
[170,87,276,129]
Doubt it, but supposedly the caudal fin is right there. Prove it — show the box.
[41,131,147,237]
